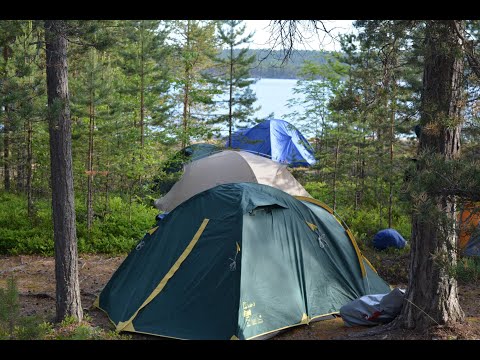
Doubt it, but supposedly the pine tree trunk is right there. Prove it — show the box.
[105,162,110,216]
[396,20,465,331]
[374,129,385,228]
[26,20,35,220]
[181,20,191,150]
[388,81,397,228]
[228,44,234,148]
[314,129,321,180]
[182,81,189,149]
[377,179,383,229]
[317,126,325,182]
[332,130,340,212]
[17,127,27,193]
[44,20,83,323]
[128,186,133,222]
[140,23,145,152]
[3,106,11,191]
[87,90,94,232]
[354,143,361,211]
[26,116,34,220]
[358,133,366,208]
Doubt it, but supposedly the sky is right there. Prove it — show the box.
[243,20,356,52]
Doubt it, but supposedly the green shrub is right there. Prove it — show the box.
[53,316,130,340]
[334,206,411,247]
[304,182,412,247]
[452,257,480,284]
[0,192,157,255]
[60,324,102,340]
[0,276,52,340]
[362,246,410,284]
[304,181,331,204]
[0,276,20,339]
[0,277,132,340]
[15,316,51,340]
[76,196,157,254]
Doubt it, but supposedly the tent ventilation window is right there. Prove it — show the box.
[249,204,285,216]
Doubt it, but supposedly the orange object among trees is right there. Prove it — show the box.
[458,202,480,249]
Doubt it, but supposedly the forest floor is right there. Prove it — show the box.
[1,254,479,340]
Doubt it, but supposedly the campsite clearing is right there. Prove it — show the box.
[1,254,479,340]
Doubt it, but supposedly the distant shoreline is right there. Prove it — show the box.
[220,48,333,79]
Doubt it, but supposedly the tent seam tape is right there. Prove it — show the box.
[234,150,258,182]
[294,196,333,213]
[345,228,367,278]
[92,298,121,330]
[296,195,367,278]
[116,218,210,332]
[362,255,379,274]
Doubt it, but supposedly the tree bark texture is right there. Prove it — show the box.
[227,43,234,148]
[87,89,94,231]
[332,132,340,212]
[140,22,145,151]
[388,81,396,228]
[26,117,34,220]
[181,20,191,150]
[17,128,27,193]
[398,20,465,331]
[44,20,83,322]
[3,106,11,191]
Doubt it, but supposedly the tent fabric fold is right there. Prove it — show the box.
[154,150,311,212]
[229,119,316,167]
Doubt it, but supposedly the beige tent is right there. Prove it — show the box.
[154,150,311,212]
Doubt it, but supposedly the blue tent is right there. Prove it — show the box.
[228,119,316,167]
[373,229,407,250]
[464,225,480,257]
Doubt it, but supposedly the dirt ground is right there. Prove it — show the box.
[1,254,479,340]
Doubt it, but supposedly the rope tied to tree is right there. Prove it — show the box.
[403,297,440,326]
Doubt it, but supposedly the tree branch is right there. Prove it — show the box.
[452,20,480,79]
[266,20,335,64]
[431,189,480,201]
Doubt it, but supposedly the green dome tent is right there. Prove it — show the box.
[153,143,222,196]
[95,183,390,340]
[162,143,222,174]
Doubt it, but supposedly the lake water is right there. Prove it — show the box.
[210,78,307,139]
[177,78,307,139]
[250,78,303,120]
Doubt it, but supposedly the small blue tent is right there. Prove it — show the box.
[228,119,316,167]
[373,229,407,250]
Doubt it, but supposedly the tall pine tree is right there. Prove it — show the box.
[44,19,83,323]
[211,20,258,147]
[170,20,218,148]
